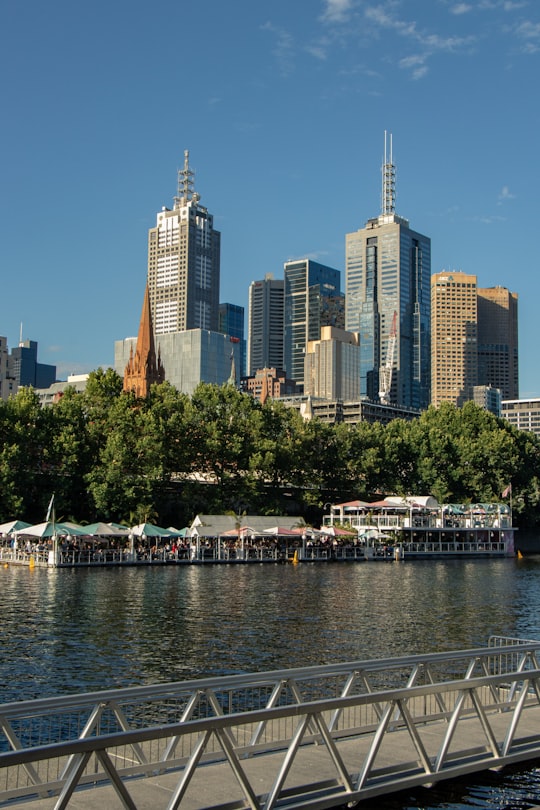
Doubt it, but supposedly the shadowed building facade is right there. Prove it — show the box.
[477,286,519,400]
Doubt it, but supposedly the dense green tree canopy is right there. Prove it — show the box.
[0,372,538,529]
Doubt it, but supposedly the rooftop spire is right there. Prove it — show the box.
[381,131,396,216]
[174,149,200,208]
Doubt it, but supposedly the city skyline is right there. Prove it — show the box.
[1,1,539,396]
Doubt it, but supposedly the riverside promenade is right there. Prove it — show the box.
[2,640,540,810]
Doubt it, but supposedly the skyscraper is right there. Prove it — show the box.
[247,274,284,375]
[304,326,360,401]
[284,259,344,389]
[431,271,478,407]
[477,286,519,400]
[147,151,220,335]
[345,134,431,409]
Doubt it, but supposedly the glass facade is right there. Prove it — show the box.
[284,260,344,389]
[345,214,431,410]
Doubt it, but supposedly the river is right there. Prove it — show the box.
[2,556,540,808]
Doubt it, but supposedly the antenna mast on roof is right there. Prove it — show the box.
[174,149,199,207]
[382,131,396,216]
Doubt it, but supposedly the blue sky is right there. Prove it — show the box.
[1,0,539,396]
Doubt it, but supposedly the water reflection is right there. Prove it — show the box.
[1,558,538,701]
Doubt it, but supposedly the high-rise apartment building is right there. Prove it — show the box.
[247,274,284,375]
[431,271,478,407]
[147,151,220,335]
[284,259,344,389]
[345,134,431,409]
[477,286,519,400]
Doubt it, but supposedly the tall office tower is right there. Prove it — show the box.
[345,134,431,409]
[477,286,519,400]
[219,302,246,378]
[247,274,284,375]
[431,271,478,407]
[147,151,221,335]
[284,259,344,389]
[304,326,360,401]
[8,339,56,391]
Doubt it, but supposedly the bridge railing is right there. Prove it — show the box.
[1,641,540,808]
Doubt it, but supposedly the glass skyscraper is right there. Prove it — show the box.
[345,136,431,409]
[284,259,344,390]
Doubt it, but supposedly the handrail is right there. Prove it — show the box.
[2,642,539,721]
[2,666,540,809]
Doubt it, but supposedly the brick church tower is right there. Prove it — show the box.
[123,285,165,397]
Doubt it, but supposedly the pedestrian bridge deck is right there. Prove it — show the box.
[2,638,540,810]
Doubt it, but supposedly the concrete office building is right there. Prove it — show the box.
[477,286,519,400]
[345,134,431,410]
[304,326,360,401]
[284,259,344,390]
[116,152,239,396]
[247,274,284,376]
[147,151,220,335]
[502,398,540,437]
[472,385,502,417]
[431,271,478,407]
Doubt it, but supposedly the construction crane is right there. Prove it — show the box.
[378,311,397,404]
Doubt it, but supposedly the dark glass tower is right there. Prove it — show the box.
[345,134,431,409]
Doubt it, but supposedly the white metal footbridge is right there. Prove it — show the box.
[1,637,540,809]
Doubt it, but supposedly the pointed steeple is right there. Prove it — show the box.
[123,285,165,397]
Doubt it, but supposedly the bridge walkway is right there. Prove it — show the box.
[9,698,540,810]
[2,639,540,810]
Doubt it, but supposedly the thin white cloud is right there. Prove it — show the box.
[476,214,507,224]
[305,43,328,60]
[514,20,540,53]
[498,185,516,203]
[261,22,296,76]
[363,3,476,78]
[399,54,429,79]
[320,0,354,23]
[451,3,473,14]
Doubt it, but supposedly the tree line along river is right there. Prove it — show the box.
[2,555,540,809]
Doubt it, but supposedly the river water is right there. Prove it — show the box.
[2,556,540,808]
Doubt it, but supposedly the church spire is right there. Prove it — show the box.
[123,285,165,397]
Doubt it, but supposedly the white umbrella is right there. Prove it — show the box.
[14,521,87,539]
[0,520,31,535]
[83,522,130,537]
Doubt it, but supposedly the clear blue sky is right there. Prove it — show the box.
[1,0,539,397]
